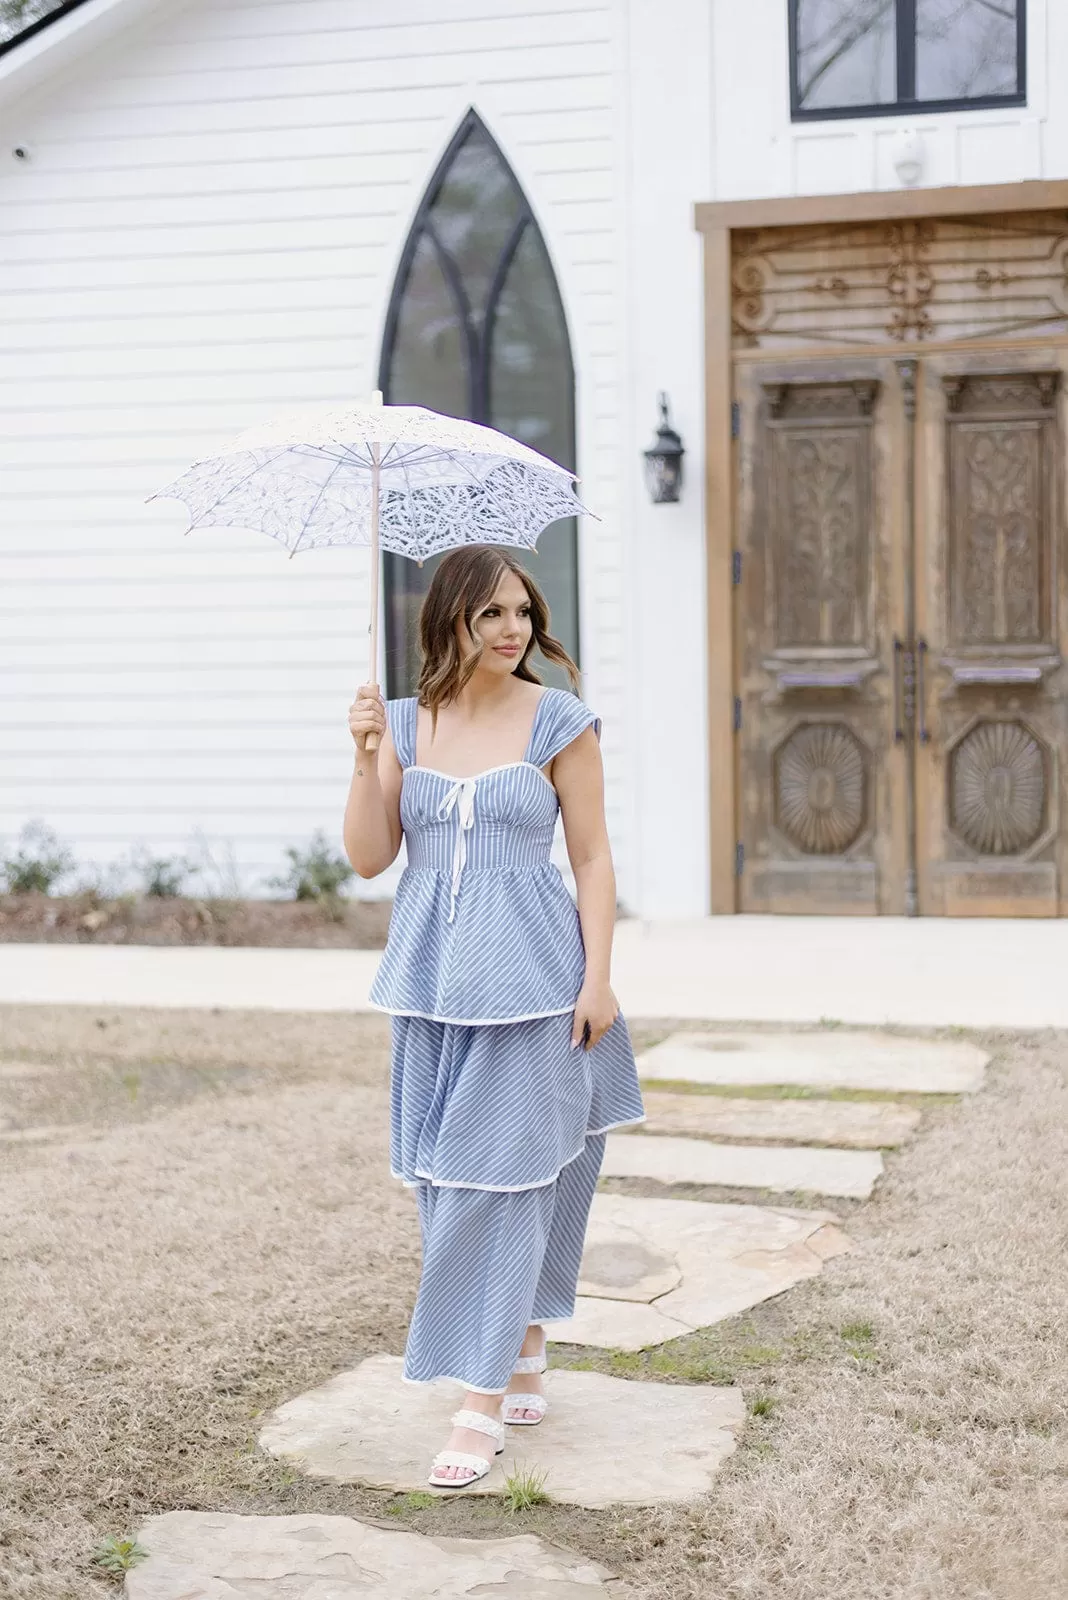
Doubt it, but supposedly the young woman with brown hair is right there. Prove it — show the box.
[343,544,643,1489]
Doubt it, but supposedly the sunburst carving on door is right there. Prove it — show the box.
[774,723,867,855]
[949,720,1046,855]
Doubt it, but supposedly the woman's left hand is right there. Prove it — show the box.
[572,980,620,1051]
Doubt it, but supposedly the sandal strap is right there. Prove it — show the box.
[431,1449,490,1475]
[513,1355,547,1375]
[504,1392,547,1414]
[451,1408,504,1445]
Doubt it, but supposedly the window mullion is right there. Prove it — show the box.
[897,0,917,104]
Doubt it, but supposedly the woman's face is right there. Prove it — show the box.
[457,570,533,676]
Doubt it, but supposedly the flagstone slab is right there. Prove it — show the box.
[555,1192,852,1351]
[636,1090,921,1148]
[602,1132,883,1199]
[638,1029,988,1093]
[259,1353,743,1509]
[124,1510,633,1598]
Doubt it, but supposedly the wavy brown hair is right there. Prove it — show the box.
[416,545,579,718]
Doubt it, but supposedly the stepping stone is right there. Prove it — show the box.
[259,1352,743,1509]
[637,1090,921,1148]
[602,1132,883,1199]
[124,1509,632,1598]
[555,1192,851,1351]
[638,1029,988,1093]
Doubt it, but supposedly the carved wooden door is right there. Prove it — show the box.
[914,353,1068,916]
[733,360,910,914]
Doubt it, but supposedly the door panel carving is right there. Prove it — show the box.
[943,372,1058,650]
[916,351,1066,916]
[764,381,874,651]
[732,209,1068,917]
[735,365,904,915]
[732,215,1068,351]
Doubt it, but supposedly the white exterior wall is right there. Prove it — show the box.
[0,0,635,902]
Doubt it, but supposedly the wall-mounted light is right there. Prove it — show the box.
[643,392,684,503]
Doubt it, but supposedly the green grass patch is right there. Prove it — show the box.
[90,1535,150,1575]
[386,1491,437,1516]
[502,1464,551,1513]
[748,1392,778,1418]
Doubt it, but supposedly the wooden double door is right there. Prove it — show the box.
[734,347,1068,916]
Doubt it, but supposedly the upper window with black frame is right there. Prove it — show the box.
[790,0,1026,120]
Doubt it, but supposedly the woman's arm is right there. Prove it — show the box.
[343,686,404,879]
[553,725,620,1049]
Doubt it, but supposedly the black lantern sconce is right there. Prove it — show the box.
[643,392,684,503]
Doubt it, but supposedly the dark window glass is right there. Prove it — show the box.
[380,113,578,697]
[791,0,1024,119]
[796,0,896,111]
[915,0,1020,101]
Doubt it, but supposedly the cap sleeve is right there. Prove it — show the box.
[528,688,601,768]
[385,696,417,768]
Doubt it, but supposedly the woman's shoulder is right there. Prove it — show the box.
[529,685,600,764]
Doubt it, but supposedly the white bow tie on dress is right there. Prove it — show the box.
[436,776,479,922]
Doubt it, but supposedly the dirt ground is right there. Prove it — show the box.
[0,892,392,948]
[0,1005,1066,1600]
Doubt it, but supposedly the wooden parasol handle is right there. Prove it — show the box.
[364,436,382,752]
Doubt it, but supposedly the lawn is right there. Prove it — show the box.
[0,1006,1065,1599]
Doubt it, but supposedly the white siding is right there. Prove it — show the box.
[0,0,631,901]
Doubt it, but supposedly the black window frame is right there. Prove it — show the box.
[788,0,1027,122]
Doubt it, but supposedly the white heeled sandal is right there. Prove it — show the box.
[428,1408,505,1489]
[504,1349,548,1426]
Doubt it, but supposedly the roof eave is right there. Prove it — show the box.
[0,0,175,110]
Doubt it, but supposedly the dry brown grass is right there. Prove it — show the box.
[0,1006,1066,1599]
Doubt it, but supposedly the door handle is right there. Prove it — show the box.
[916,637,930,744]
[893,637,906,742]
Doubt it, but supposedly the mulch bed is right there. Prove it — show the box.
[0,892,392,949]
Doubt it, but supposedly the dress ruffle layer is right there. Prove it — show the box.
[370,864,586,1023]
[390,1010,645,1191]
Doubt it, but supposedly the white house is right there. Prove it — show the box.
[3,0,1066,920]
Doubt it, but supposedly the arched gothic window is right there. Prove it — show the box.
[379,110,578,695]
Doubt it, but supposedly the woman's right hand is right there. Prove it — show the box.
[348,684,386,754]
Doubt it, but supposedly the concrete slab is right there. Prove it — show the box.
[555,1192,851,1351]
[124,1510,632,1599]
[636,1090,921,1147]
[638,1030,987,1093]
[259,1353,743,1509]
[1,915,1067,1028]
[602,1132,883,1199]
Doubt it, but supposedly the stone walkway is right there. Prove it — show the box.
[260,1354,744,1509]
[113,1023,990,1591]
[124,1511,632,1599]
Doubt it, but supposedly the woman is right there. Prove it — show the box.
[343,544,643,1489]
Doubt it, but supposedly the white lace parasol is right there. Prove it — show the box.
[150,398,586,563]
[150,395,587,746]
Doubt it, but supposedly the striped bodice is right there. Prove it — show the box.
[369,688,602,1025]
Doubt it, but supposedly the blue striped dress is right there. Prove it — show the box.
[370,687,645,1392]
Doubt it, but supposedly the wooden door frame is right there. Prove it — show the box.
[694,178,1068,914]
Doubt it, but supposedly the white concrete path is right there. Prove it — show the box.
[2,915,1067,1025]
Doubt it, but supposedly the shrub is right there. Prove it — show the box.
[136,852,198,898]
[268,830,355,907]
[1,821,74,895]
